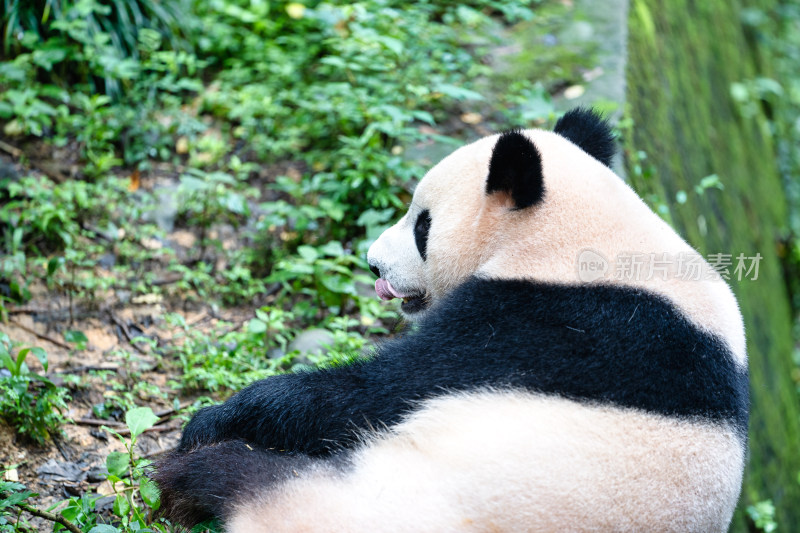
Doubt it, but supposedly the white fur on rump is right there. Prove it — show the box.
[229,391,744,533]
[367,130,746,366]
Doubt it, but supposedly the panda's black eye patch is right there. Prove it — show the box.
[414,209,432,261]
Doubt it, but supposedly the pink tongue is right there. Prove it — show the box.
[375,279,406,301]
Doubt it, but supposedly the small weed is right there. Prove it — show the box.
[747,499,778,533]
[0,334,70,444]
[1,407,170,532]
[101,407,164,531]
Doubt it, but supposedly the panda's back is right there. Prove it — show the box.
[228,277,747,532]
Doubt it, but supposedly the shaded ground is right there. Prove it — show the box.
[0,151,264,527]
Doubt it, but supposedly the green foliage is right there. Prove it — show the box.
[0,174,166,315]
[39,406,170,532]
[1,176,82,255]
[1,0,199,172]
[164,308,301,392]
[1,0,192,92]
[268,241,371,316]
[736,4,800,317]
[747,499,778,533]
[162,295,390,394]
[0,467,36,532]
[626,0,800,528]
[0,333,70,444]
[0,174,144,257]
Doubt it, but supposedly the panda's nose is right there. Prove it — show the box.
[369,262,381,278]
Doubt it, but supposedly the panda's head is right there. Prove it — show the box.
[367,108,745,365]
[367,108,616,318]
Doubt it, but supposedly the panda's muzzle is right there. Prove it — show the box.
[374,278,429,314]
[399,293,428,314]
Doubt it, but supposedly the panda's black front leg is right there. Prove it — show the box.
[177,364,384,455]
[175,287,527,455]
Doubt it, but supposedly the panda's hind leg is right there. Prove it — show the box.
[229,392,744,533]
[154,440,338,528]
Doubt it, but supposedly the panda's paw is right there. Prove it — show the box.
[177,405,229,452]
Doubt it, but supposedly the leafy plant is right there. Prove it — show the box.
[747,499,778,533]
[101,407,163,531]
[268,241,373,316]
[0,333,70,444]
[0,467,36,533]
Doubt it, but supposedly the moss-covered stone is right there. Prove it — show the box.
[626,0,800,529]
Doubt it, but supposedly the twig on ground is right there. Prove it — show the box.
[74,418,125,428]
[186,311,210,327]
[221,319,248,336]
[264,282,282,299]
[142,443,179,459]
[115,422,182,437]
[11,306,103,324]
[107,311,147,354]
[52,435,71,461]
[119,272,185,289]
[75,404,187,435]
[15,502,81,533]
[7,320,72,350]
[0,139,22,158]
[149,273,185,286]
[4,306,49,315]
[153,401,192,419]
[51,365,118,375]
[77,221,112,242]
[30,160,69,183]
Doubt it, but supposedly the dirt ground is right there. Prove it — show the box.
[0,276,260,527]
[0,149,289,529]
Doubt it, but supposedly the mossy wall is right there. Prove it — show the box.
[626,0,800,529]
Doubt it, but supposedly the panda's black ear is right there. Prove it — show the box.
[554,107,615,167]
[486,130,545,209]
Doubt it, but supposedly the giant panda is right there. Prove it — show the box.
[155,108,748,532]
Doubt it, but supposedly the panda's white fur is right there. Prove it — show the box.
[157,109,747,532]
[230,393,743,532]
